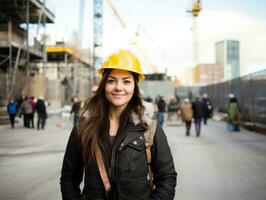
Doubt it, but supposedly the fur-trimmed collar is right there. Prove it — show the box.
[130,101,154,127]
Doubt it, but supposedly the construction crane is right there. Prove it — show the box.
[187,0,202,17]
[92,0,178,74]
[187,0,202,66]
[93,0,103,82]
[78,0,85,49]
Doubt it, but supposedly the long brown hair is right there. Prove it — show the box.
[78,69,145,167]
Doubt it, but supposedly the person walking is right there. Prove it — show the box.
[202,93,212,125]
[180,98,193,136]
[60,50,177,200]
[35,96,47,130]
[167,97,179,122]
[192,95,204,137]
[7,97,17,129]
[70,95,81,126]
[227,95,241,132]
[156,95,166,127]
[19,96,32,128]
[28,96,36,128]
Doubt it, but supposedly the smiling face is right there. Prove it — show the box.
[105,69,135,110]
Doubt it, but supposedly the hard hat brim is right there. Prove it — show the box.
[98,66,145,81]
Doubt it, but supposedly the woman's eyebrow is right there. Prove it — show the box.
[108,76,132,80]
[108,76,116,79]
[122,77,132,80]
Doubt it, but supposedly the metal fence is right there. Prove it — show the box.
[200,69,266,129]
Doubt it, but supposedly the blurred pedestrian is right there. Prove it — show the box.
[202,93,213,125]
[18,96,32,128]
[35,96,47,130]
[228,93,241,113]
[167,97,179,121]
[180,98,193,136]
[192,95,204,137]
[60,50,177,200]
[144,95,153,103]
[227,94,241,132]
[157,95,166,126]
[28,96,36,128]
[7,97,17,129]
[70,95,81,126]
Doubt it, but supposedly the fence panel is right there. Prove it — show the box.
[198,69,266,129]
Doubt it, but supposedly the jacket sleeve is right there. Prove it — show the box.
[149,125,177,200]
[60,127,84,200]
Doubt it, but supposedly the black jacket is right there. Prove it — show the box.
[202,98,212,118]
[157,99,166,113]
[35,99,47,116]
[71,101,81,116]
[192,100,204,119]
[60,108,177,200]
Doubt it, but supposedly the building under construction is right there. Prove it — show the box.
[44,43,94,111]
[0,0,55,105]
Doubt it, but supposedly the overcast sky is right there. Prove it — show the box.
[45,0,266,76]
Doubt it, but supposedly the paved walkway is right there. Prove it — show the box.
[0,116,265,200]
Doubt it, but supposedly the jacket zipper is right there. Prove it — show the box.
[98,143,111,200]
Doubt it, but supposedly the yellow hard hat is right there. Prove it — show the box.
[98,50,145,81]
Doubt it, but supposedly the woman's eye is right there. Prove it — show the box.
[107,79,116,83]
[124,80,131,84]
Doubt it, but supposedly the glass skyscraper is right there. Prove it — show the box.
[216,40,240,80]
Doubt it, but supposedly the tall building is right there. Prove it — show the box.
[215,40,240,80]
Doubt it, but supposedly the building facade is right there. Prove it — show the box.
[140,73,175,103]
[215,40,240,81]
[194,63,223,86]
[43,44,94,111]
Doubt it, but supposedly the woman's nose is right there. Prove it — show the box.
[114,81,123,90]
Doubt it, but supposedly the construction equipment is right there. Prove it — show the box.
[78,0,85,49]
[187,0,202,17]
[186,0,202,66]
[93,0,103,70]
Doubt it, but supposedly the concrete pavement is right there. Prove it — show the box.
[167,119,266,200]
[0,115,70,200]
[0,116,266,200]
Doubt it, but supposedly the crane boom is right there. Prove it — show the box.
[186,0,202,66]
[106,0,160,73]
[106,0,126,29]
[78,0,85,48]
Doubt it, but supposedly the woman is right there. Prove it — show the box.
[60,50,177,200]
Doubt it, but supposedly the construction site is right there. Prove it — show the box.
[0,0,265,129]
[0,0,204,106]
[0,1,266,200]
[0,0,95,111]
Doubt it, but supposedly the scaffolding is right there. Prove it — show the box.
[0,0,55,103]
